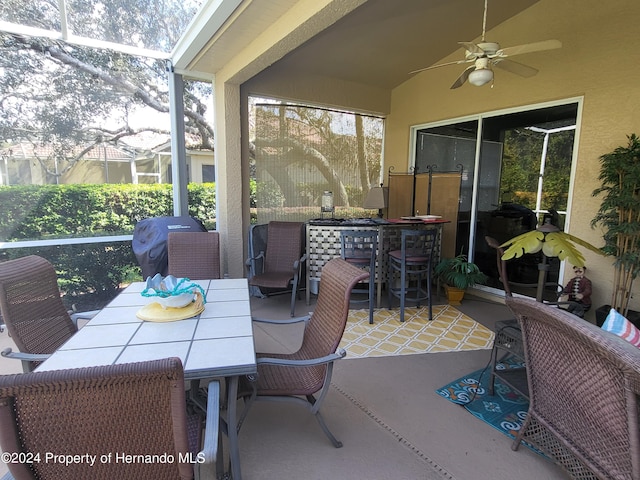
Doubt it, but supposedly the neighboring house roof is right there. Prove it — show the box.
[119,132,211,154]
[1,132,212,163]
[119,132,170,152]
[0,142,134,161]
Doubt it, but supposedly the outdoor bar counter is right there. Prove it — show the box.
[306,218,448,307]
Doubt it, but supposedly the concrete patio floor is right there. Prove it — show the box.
[0,289,570,479]
[235,291,567,480]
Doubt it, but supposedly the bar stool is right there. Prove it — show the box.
[387,228,437,322]
[340,230,378,324]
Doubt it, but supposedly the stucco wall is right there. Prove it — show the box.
[213,0,369,278]
[385,0,640,312]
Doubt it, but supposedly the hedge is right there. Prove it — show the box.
[0,183,217,309]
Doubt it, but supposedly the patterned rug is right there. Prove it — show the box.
[435,361,537,452]
[338,305,495,358]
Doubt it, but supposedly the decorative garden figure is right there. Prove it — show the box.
[560,265,592,318]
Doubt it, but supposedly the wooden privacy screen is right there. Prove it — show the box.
[387,171,461,259]
[387,174,414,219]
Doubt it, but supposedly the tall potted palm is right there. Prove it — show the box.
[591,134,640,319]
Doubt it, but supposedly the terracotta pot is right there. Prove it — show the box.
[445,285,465,305]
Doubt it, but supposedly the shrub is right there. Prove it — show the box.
[0,183,218,308]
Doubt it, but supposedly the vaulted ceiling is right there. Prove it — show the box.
[182,0,540,91]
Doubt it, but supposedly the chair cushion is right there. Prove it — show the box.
[601,308,640,348]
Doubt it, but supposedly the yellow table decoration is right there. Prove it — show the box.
[137,291,205,322]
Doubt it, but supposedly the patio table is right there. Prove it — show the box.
[37,278,256,480]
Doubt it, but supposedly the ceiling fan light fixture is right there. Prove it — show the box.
[468,68,493,86]
[407,0,561,87]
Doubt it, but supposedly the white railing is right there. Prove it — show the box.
[0,235,133,249]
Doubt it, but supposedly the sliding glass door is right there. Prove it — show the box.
[412,101,579,299]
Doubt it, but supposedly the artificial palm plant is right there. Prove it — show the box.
[501,223,602,267]
[500,222,603,302]
[591,134,640,316]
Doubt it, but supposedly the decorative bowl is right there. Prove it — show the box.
[144,274,196,309]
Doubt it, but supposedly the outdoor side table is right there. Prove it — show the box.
[489,318,529,399]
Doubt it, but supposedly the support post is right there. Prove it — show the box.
[167,60,189,216]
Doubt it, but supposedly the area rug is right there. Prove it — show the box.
[338,305,494,358]
[435,361,533,448]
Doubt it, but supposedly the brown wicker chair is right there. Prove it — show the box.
[246,221,306,317]
[0,255,97,373]
[0,357,219,480]
[238,258,368,448]
[168,231,222,279]
[506,296,640,480]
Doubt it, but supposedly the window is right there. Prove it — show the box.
[202,165,215,183]
[252,101,384,223]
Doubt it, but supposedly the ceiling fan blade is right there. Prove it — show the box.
[493,58,538,78]
[459,42,485,55]
[409,59,471,75]
[451,65,475,89]
[497,39,562,57]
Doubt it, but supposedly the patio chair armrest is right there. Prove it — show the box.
[1,348,50,362]
[69,309,100,324]
[546,300,573,307]
[252,314,311,326]
[245,251,265,264]
[293,253,307,270]
[198,380,220,464]
[544,300,584,312]
[257,349,347,367]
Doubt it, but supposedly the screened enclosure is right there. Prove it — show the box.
[253,103,385,224]
[0,0,214,303]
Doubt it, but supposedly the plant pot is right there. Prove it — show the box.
[595,304,640,328]
[444,285,465,305]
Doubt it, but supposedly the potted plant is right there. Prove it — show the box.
[591,134,640,323]
[434,254,487,304]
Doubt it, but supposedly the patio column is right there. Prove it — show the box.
[167,60,189,216]
[214,81,245,278]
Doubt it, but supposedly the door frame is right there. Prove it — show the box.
[407,96,584,297]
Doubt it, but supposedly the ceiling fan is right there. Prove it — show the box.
[409,0,562,89]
